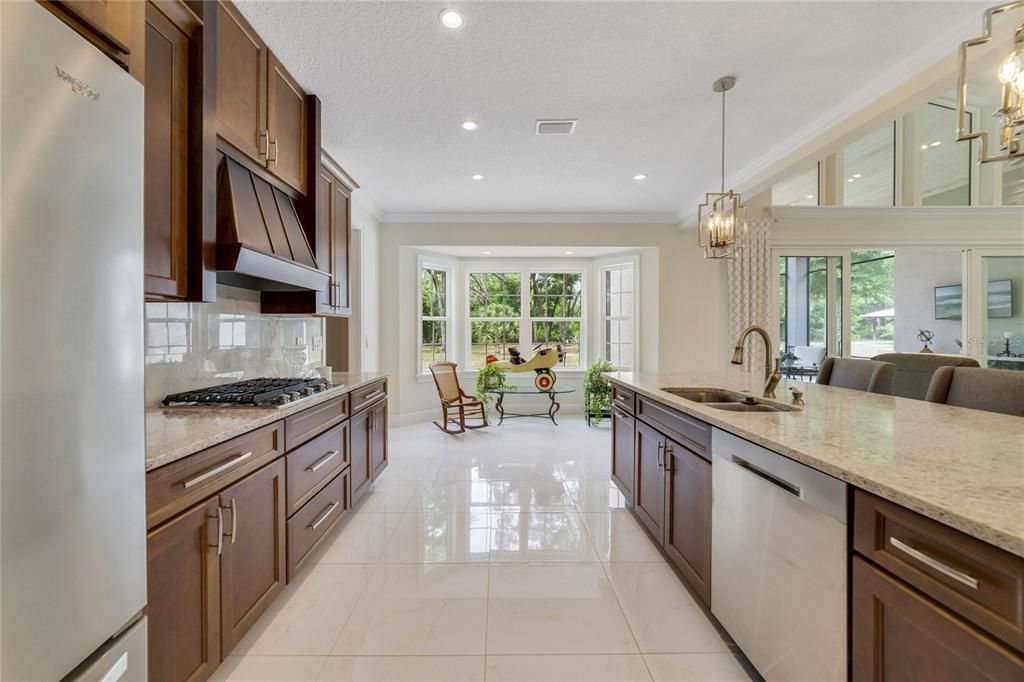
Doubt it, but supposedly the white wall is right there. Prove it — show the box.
[352,197,381,372]
[378,222,728,423]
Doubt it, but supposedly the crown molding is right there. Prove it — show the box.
[352,191,384,222]
[380,211,681,225]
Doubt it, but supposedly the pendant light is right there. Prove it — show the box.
[697,76,748,260]
[956,2,1023,163]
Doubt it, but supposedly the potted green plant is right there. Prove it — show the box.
[583,359,615,426]
[476,363,507,422]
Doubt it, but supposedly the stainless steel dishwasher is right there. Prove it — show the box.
[711,428,848,681]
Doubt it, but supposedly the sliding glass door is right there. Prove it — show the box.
[775,253,844,378]
[965,250,1024,371]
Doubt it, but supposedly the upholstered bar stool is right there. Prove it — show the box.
[871,353,980,400]
[815,357,896,395]
[924,366,1024,417]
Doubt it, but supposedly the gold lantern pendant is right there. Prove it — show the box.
[698,76,748,259]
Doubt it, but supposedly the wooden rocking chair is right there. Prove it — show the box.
[428,361,487,434]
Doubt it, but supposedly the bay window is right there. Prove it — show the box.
[419,264,451,372]
[529,273,582,367]
[468,272,522,367]
[602,264,635,370]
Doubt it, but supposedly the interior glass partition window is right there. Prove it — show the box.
[850,250,895,357]
[778,255,842,375]
[982,256,1024,371]
[772,165,819,206]
[843,123,896,206]
[420,267,449,372]
[918,102,972,206]
[468,272,522,367]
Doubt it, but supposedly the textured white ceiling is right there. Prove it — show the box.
[235,0,990,217]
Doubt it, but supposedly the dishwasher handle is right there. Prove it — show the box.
[732,455,802,498]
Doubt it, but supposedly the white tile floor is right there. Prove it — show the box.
[214,418,754,682]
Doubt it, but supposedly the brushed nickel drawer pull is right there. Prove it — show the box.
[309,502,339,531]
[229,498,238,545]
[214,506,224,556]
[307,450,339,473]
[890,537,979,589]
[182,451,253,489]
[361,389,386,403]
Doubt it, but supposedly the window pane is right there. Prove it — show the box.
[772,165,818,206]
[844,123,895,206]
[851,250,895,357]
[421,320,446,372]
[532,320,581,367]
[421,268,447,317]
[983,256,1023,370]
[530,273,582,318]
[1003,157,1024,206]
[469,273,521,317]
[470,321,519,368]
[919,103,971,206]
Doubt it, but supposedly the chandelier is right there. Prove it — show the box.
[698,77,748,259]
[956,2,1024,163]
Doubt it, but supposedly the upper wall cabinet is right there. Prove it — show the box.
[41,1,145,82]
[143,0,216,302]
[215,2,307,195]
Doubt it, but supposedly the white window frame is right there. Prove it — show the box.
[416,256,454,375]
[462,261,587,371]
[597,257,640,371]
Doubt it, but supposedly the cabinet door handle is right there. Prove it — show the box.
[656,442,664,469]
[269,137,279,165]
[259,130,269,157]
[182,451,252,489]
[889,537,979,589]
[228,498,238,545]
[214,506,224,556]
[307,450,339,473]
[309,502,339,531]
[663,444,674,472]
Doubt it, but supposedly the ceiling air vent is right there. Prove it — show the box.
[535,119,577,135]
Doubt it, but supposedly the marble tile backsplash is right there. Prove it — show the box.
[144,285,325,405]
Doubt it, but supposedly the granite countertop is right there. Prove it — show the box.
[145,372,388,472]
[606,370,1024,558]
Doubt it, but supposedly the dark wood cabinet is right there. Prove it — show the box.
[852,557,1024,681]
[214,1,265,166]
[214,1,308,195]
[143,0,216,302]
[218,458,286,655]
[42,0,145,81]
[611,406,634,501]
[147,497,221,682]
[370,399,388,480]
[664,438,711,605]
[329,168,353,314]
[633,420,665,539]
[348,406,372,503]
[266,51,307,194]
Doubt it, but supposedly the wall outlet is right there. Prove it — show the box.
[312,336,324,352]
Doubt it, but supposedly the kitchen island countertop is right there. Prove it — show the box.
[145,372,388,472]
[606,371,1024,558]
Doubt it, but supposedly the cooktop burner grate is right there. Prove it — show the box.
[162,377,330,407]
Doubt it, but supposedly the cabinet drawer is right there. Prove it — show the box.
[147,421,283,528]
[287,469,348,580]
[854,490,1024,652]
[637,397,710,459]
[284,394,348,450]
[612,385,635,415]
[286,421,348,516]
[350,379,387,414]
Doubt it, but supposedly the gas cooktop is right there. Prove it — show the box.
[162,377,331,407]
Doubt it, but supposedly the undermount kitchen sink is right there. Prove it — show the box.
[660,387,797,413]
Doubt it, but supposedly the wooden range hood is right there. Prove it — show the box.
[216,154,329,292]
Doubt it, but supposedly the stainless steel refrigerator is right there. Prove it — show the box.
[1,3,148,679]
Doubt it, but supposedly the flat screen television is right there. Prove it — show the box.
[934,280,1012,320]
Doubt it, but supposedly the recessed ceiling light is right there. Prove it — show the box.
[633,173,648,181]
[805,194,814,199]
[921,144,929,150]
[931,140,942,147]
[440,9,464,29]
[564,251,574,255]
[471,174,484,180]
[482,250,491,255]
[848,178,855,183]
[462,120,478,131]
[852,173,861,178]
